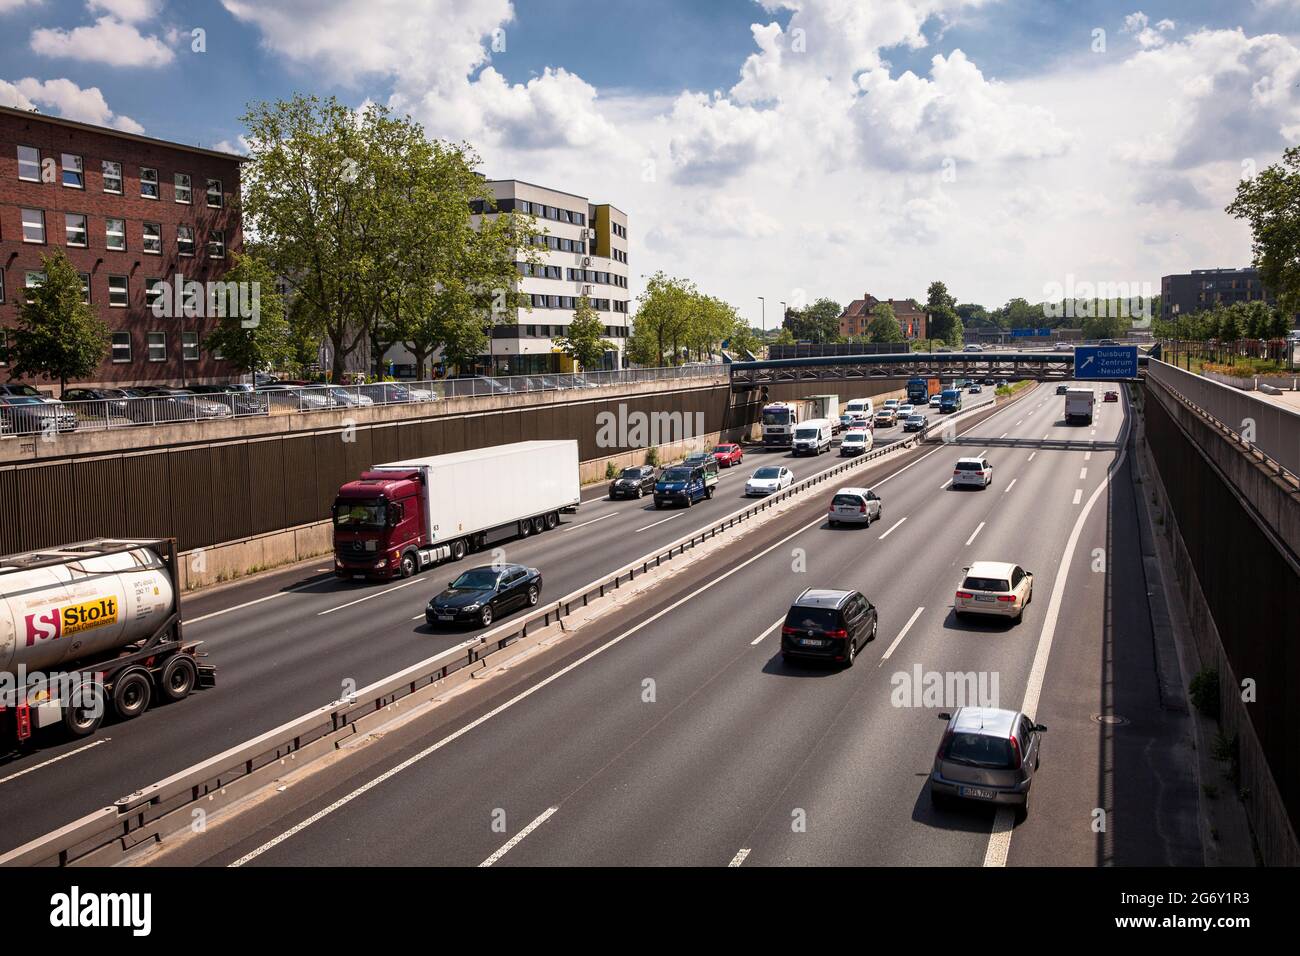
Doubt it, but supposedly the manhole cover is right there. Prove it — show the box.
[1091,713,1128,725]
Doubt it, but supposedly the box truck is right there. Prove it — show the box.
[1064,388,1095,425]
[804,394,840,430]
[333,440,581,580]
[0,538,213,744]
[907,377,942,404]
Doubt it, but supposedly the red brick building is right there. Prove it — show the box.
[839,294,927,340]
[0,105,245,390]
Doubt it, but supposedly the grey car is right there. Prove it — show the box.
[930,707,1046,819]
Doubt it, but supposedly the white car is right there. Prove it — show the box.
[839,428,873,456]
[963,344,982,352]
[952,457,993,489]
[827,486,883,527]
[955,561,1034,623]
[883,399,901,412]
[1053,341,1074,352]
[746,465,794,496]
[896,403,915,417]
[928,394,942,409]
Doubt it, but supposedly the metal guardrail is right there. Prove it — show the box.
[729,351,1149,388]
[1146,359,1300,482]
[2,366,727,439]
[0,389,1026,866]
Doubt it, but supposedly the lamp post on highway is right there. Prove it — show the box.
[758,296,765,336]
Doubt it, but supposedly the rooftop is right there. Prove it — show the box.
[0,104,248,163]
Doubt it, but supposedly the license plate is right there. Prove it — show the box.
[437,613,454,621]
[799,638,824,646]
[352,574,365,580]
[974,595,996,602]
[960,786,996,800]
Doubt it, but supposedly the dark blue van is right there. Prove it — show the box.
[939,389,963,413]
[654,464,713,508]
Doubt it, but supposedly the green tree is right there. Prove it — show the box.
[784,297,842,342]
[1081,311,1126,340]
[1227,146,1300,320]
[203,252,291,375]
[556,297,615,369]
[925,280,963,346]
[10,250,109,390]
[629,272,696,366]
[867,302,904,343]
[727,320,762,357]
[773,327,796,346]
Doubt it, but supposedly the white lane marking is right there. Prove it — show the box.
[1090,429,1097,437]
[998,432,1009,439]
[965,522,985,546]
[751,615,786,646]
[1079,467,1087,480]
[1014,419,1023,426]
[877,517,907,539]
[1027,452,1036,462]
[1003,478,1017,494]
[634,512,685,533]
[1042,433,1050,440]
[231,510,835,866]
[188,581,319,625]
[563,513,617,532]
[318,579,422,616]
[478,806,558,867]
[984,410,1130,868]
[0,738,110,785]
[1084,451,1092,461]
[940,478,952,490]
[729,848,751,867]
[880,606,924,664]
[1072,488,1083,505]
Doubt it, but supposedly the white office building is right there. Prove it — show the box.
[383,178,630,378]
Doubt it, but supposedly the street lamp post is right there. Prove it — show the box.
[758,296,765,336]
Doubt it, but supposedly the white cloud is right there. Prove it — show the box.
[0,76,144,131]
[88,0,161,21]
[0,0,42,13]
[30,14,174,67]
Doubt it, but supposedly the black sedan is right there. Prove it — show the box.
[609,465,658,499]
[425,563,542,628]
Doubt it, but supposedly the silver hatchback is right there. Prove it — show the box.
[930,707,1045,819]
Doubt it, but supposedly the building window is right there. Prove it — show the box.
[177,224,195,256]
[21,208,45,243]
[65,213,88,247]
[174,172,191,204]
[147,332,166,361]
[0,330,6,365]
[145,279,166,312]
[18,145,40,182]
[102,160,122,193]
[180,283,198,316]
[61,153,83,188]
[143,222,162,254]
[108,275,128,307]
[111,331,131,363]
[206,178,223,208]
[140,167,159,199]
[79,273,91,304]
[208,229,225,258]
[25,271,44,303]
[182,331,199,361]
[0,270,5,304]
[106,217,126,250]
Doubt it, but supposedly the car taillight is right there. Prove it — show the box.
[953,470,961,476]
[781,626,798,635]
[859,504,866,513]
[956,591,973,599]
[1009,734,1023,769]
[996,595,1016,602]
[826,628,848,638]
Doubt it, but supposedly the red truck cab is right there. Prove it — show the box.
[333,469,426,579]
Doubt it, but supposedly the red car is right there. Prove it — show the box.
[1104,390,1119,403]
[712,443,744,467]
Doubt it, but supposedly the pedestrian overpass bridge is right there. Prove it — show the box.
[728,349,1150,390]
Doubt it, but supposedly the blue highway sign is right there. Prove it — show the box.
[1074,345,1138,380]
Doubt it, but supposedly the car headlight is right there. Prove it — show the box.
[463,603,481,612]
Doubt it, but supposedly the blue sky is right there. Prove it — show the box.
[3,0,1299,314]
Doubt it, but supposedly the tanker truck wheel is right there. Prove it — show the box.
[112,668,152,720]
[63,680,105,738]
[159,655,198,703]
[450,539,467,561]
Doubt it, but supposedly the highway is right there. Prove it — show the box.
[148,381,1201,867]
[0,385,970,851]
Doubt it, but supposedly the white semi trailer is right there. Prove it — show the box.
[0,538,212,744]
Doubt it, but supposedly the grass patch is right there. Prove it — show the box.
[1189,667,1220,719]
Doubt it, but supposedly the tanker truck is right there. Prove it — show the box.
[0,538,213,745]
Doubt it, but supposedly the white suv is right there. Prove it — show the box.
[952,457,993,489]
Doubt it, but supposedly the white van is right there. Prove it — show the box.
[839,428,874,456]
[791,418,834,456]
[844,397,875,418]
